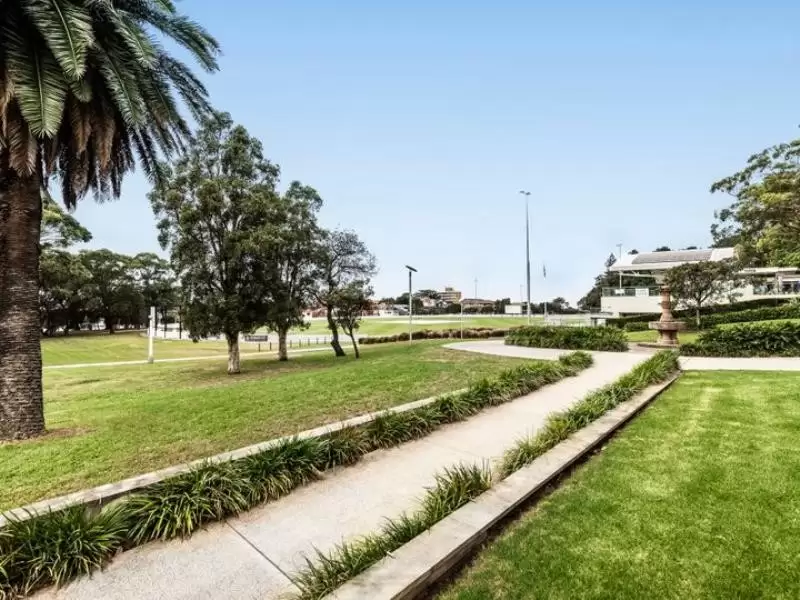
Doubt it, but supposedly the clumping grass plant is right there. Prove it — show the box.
[292,463,493,600]
[0,352,593,597]
[501,350,680,476]
[506,325,629,352]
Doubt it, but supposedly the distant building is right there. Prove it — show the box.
[605,247,800,316]
[461,298,494,309]
[439,287,462,304]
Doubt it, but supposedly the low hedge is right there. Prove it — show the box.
[697,302,800,328]
[623,321,649,332]
[607,297,796,328]
[360,327,508,345]
[681,320,800,357]
[505,326,628,352]
[0,352,593,598]
[501,349,681,475]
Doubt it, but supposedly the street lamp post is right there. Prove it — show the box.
[405,265,417,341]
[617,243,623,289]
[519,191,532,325]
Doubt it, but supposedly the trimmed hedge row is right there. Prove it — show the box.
[0,352,593,598]
[607,297,796,328]
[681,320,800,357]
[296,350,681,599]
[624,321,650,332]
[360,328,508,345]
[505,326,628,352]
[501,349,681,475]
[697,302,800,328]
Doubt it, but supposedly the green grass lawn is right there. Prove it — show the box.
[1,341,529,510]
[287,316,544,336]
[439,370,800,599]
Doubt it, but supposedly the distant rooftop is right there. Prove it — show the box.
[610,248,735,272]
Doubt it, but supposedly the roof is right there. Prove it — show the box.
[609,248,735,272]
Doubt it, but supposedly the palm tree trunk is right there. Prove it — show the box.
[0,172,45,440]
[326,305,346,357]
[278,328,289,361]
[226,333,241,374]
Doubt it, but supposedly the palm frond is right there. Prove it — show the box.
[22,0,95,81]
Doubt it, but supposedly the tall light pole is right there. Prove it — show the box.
[519,191,532,324]
[405,265,417,341]
[616,243,623,289]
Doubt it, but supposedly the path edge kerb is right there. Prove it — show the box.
[0,387,467,527]
[325,373,681,600]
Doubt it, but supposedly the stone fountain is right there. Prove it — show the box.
[647,285,686,347]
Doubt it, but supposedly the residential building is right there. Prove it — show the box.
[461,298,494,310]
[439,286,462,304]
[604,247,800,316]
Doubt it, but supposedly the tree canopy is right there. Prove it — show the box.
[711,139,800,267]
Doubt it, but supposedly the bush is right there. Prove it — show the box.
[624,322,649,332]
[505,326,628,352]
[607,297,797,328]
[681,320,800,357]
[359,327,509,345]
[501,350,680,476]
[698,302,800,328]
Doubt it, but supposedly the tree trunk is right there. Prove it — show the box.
[348,332,360,359]
[105,315,115,334]
[226,333,241,374]
[278,328,289,361]
[0,172,45,440]
[696,307,701,329]
[326,305,346,357]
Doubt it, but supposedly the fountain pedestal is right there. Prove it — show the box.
[647,285,686,347]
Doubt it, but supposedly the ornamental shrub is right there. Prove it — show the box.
[505,326,628,352]
[681,320,800,357]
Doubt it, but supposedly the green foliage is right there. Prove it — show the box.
[698,302,800,328]
[0,353,592,593]
[40,195,92,250]
[607,297,796,328]
[360,327,509,344]
[664,261,740,327]
[681,321,800,357]
[150,112,280,360]
[505,326,628,352]
[501,351,680,476]
[711,139,800,267]
[624,321,649,332]
[125,462,251,544]
[0,506,128,597]
[293,463,492,599]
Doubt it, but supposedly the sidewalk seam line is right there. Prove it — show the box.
[225,521,300,589]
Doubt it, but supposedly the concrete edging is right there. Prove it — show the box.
[0,387,466,527]
[325,374,680,600]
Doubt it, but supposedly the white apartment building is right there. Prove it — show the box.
[603,248,800,316]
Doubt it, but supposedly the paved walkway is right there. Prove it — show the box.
[36,346,647,600]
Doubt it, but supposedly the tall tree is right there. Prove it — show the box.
[151,113,278,374]
[41,194,92,249]
[711,139,800,266]
[664,261,739,327]
[333,281,372,359]
[39,248,90,335]
[258,182,322,361]
[131,252,175,330]
[312,230,376,357]
[0,0,219,439]
[79,249,138,333]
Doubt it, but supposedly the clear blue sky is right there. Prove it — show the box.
[72,0,800,304]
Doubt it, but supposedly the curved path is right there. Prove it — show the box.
[37,342,798,600]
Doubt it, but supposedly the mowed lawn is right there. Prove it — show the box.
[439,371,800,600]
[42,331,232,365]
[1,342,529,510]
[288,316,544,337]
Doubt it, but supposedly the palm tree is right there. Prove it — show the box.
[0,0,219,440]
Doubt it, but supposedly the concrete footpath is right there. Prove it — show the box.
[36,346,647,600]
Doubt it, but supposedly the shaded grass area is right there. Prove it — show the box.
[439,370,800,600]
[1,342,529,510]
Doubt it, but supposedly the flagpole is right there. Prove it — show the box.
[542,264,548,321]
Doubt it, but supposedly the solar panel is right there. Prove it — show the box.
[632,250,712,265]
